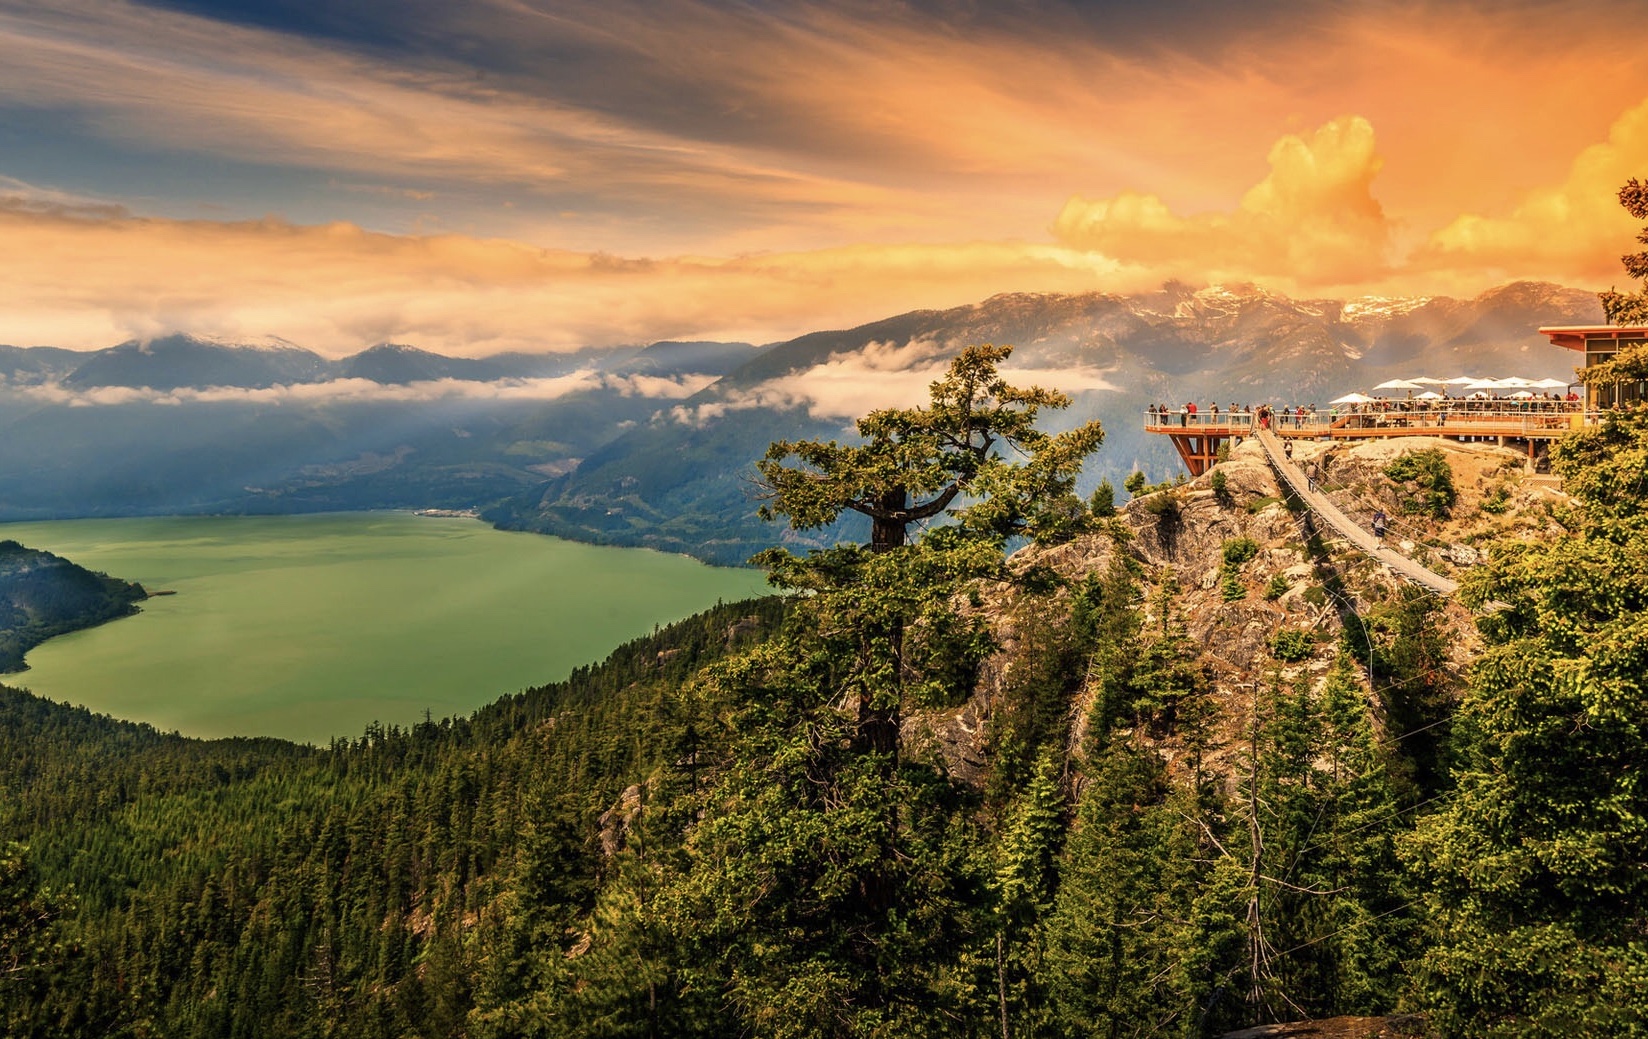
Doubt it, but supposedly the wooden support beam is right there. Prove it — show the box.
[1166,433,1225,477]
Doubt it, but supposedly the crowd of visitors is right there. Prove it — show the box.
[1147,391,1585,430]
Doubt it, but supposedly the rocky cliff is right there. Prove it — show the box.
[908,433,1554,789]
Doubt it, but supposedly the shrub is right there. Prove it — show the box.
[1221,568,1245,602]
[1270,628,1314,662]
[1245,495,1281,514]
[1302,585,1328,607]
[1124,471,1147,496]
[1221,537,1259,566]
[1142,493,1179,517]
[1089,479,1116,517]
[1210,469,1230,504]
[1384,448,1456,518]
[1480,483,1510,515]
[1264,573,1290,600]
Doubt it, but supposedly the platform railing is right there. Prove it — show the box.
[1143,405,1598,436]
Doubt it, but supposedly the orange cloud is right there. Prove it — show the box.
[1416,97,1648,284]
[11,94,1648,360]
[1051,116,1391,287]
[7,0,1648,271]
[0,201,1145,354]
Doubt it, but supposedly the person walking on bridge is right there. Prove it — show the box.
[1372,509,1387,542]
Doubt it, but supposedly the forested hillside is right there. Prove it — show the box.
[5,342,1648,1038]
[1,597,787,1038]
[0,541,147,672]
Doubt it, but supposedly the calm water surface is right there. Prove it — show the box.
[1,513,771,743]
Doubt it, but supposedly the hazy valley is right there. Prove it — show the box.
[0,281,1599,563]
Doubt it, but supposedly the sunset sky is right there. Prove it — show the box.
[5,0,1648,356]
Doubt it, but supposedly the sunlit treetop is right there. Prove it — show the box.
[756,344,1103,553]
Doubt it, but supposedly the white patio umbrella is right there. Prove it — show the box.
[1372,378,1425,392]
[1416,391,1444,400]
[1463,379,1506,393]
[1509,390,1536,399]
[1442,376,1480,385]
[1330,392,1377,404]
[1530,377,1570,389]
[1496,376,1536,388]
[1408,376,1449,385]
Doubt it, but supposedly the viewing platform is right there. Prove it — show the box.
[1144,402,1592,476]
[1144,320,1647,477]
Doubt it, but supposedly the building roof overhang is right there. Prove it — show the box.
[1541,325,1648,351]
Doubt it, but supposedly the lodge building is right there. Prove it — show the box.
[1539,324,1648,409]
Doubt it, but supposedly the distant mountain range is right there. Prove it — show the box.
[2,334,762,390]
[0,336,767,527]
[0,281,1604,562]
[490,280,1603,562]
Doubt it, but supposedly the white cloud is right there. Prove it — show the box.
[6,371,716,408]
[667,339,1117,426]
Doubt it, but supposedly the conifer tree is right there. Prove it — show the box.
[1238,660,1411,1021]
[1044,743,1240,1039]
[992,751,1067,1038]
[573,346,1107,1036]
[0,842,73,1036]
[755,343,1103,758]
[1600,178,1648,324]
[1408,363,1648,1035]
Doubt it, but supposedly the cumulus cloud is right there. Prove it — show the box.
[1416,97,1648,283]
[1052,116,1392,287]
[6,371,716,408]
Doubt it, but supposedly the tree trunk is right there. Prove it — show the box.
[869,486,908,553]
[997,931,1011,1039]
[859,484,907,758]
[855,667,901,758]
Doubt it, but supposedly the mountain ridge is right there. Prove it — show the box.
[491,279,1602,563]
[2,335,767,390]
[0,280,1605,562]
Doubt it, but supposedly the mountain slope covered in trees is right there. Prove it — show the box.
[0,541,147,672]
[9,334,1648,1037]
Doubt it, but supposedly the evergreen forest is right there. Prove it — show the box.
[7,186,1648,1039]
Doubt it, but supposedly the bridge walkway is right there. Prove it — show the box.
[1252,428,1459,597]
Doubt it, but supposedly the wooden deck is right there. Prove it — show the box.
[1144,407,1589,476]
